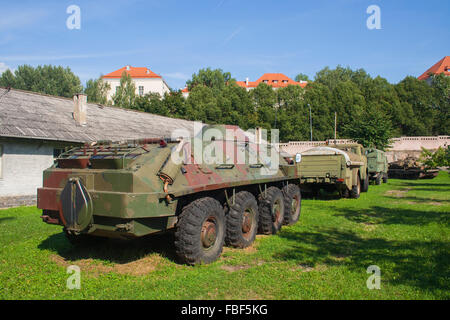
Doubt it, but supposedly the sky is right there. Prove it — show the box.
[0,0,449,89]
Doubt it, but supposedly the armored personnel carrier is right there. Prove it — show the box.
[366,148,388,184]
[388,157,439,179]
[37,125,302,265]
[298,143,368,198]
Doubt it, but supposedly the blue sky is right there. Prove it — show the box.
[0,0,448,89]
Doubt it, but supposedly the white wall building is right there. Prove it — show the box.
[102,65,171,102]
[0,87,196,208]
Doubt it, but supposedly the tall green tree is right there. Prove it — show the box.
[84,77,111,105]
[430,73,450,135]
[112,72,137,109]
[0,64,82,97]
[295,73,310,82]
[342,106,393,150]
[186,67,234,90]
[395,76,436,136]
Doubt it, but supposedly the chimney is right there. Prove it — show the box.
[245,77,249,86]
[73,93,87,126]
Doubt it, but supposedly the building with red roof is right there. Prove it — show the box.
[102,65,170,102]
[418,56,450,84]
[236,73,308,91]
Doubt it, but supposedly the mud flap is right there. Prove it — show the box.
[59,178,93,233]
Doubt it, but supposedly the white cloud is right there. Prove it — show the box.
[0,62,12,75]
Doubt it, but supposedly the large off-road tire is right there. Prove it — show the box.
[375,174,382,185]
[382,174,388,183]
[225,191,259,248]
[361,174,369,192]
[349,177,361,199]
[258,186,285,235]
[174,197,225,265]
[282,184,301,226]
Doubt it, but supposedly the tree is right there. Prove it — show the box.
[186,67,234,90]
[342,106,393,150]
[0,64,82,97]
[295,73,310,82]
[430,73,450,135]
[112,72,136,109]
[83,77,110,105]
[0,69,16,87]
[395,76,436,136]
[303,83,334,141]
[314,66,371,91]
[420,146,450,168]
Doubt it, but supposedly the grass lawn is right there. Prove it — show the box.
[0,172,449,300]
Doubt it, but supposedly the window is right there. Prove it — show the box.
[272,80,278,83]
[263,80,268,83]
[53,148,64,159]
[139,86,144,96]
[0,144,3,178]
[282,80,288,83]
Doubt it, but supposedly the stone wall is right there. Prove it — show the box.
[279,136,450,162]
[0,195,36,209]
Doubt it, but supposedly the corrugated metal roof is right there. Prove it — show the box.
[0,87,196,143]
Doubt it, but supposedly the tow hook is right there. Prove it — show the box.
[115,223,133,232]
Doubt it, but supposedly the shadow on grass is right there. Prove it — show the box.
[333,205,449,226]
[384,196,450,204]
[276,227,449,295]
[38,231,179,264]
[0,217,16,223]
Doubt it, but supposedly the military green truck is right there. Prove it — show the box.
[365,148,388,185]
[37,125,302,265]
[298,143,369,198]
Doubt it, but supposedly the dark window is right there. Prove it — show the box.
[53,148,64,159]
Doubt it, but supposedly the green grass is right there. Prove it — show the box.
[1,172,449,300]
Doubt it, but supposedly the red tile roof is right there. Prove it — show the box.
[181,87,189,93]
[103,66,162,79]
[418,56,450,80]
[236,73,308,89]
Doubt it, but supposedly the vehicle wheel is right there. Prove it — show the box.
[361,174,369,192]
[375,175,382,185]
[382,174,388,183]
[349,177,361,199]
[225,191,259,248]
[340,186,350,198]
[258,186,285,235]
[282,184,301,226]
[174,197,225,265]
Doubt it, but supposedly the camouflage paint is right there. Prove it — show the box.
[37,125,300,238]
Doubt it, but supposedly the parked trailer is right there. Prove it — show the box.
[37,125,302,265]
[366,148,388,184]
[298,144,368,198]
